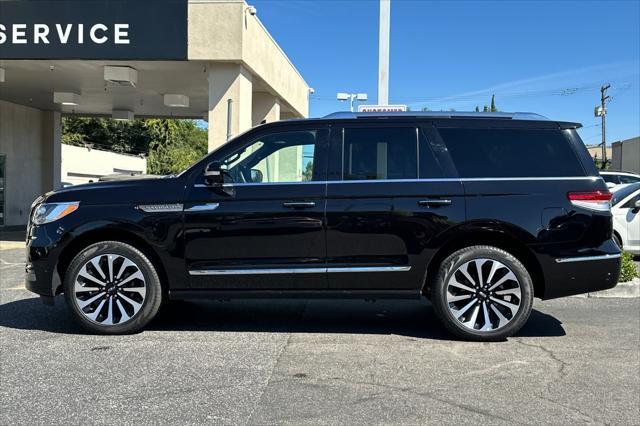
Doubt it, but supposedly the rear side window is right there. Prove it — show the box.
[602,174,620,184]
[343,127,417,180]
[619,175,640,184]
[437,128,584,178]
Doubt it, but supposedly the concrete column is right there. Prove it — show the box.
[41,111,62,191]
[207,63,253,152]
[252,92,280,126]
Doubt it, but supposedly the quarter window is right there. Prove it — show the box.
[343,127,417,180]
[437,128,584,178]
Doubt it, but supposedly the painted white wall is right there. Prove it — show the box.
[0,100,60,226]
[61,144,147,186]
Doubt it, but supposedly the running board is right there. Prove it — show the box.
[168,289,422,301]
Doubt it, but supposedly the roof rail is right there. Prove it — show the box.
[322,111,550,121]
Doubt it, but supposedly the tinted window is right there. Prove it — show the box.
[419,129,444,178]
[602,174,619,184]
[437,128,584,178]
[619,175,640,184]
[223,130,320,183]
[343,128,417,180]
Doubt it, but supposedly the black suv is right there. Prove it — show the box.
[26,112,621,340]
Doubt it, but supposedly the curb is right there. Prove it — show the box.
[588,278,640,298]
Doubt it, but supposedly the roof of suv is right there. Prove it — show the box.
[317,111,581,129]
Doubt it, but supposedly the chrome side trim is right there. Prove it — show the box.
[185,203,220,212]
[555,253,621,263]
[189,268,327,276]
[327,266,411,273]
[189,265,411,276]
[192,176,600,188]
[137,203,183,213]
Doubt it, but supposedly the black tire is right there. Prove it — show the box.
[63,241,163,334]
[613,233,623,250]
[430,245,534,341]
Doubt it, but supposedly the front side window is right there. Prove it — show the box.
[437,128,585,178]
[343,127,417,180]
[221,130,319,183]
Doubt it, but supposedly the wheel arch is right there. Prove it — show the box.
[55,227,169,296]
[423,221,545,298]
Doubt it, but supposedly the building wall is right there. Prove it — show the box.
[611,137,640,174]
[188,0,309,118]
[0,100,49,226]
[61,144,147,186]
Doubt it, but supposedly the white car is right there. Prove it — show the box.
[611,182,640,254]
[600,171,640,188]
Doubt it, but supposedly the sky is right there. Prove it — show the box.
[251,0,640,145]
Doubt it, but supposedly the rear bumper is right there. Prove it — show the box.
[536,240,622,299]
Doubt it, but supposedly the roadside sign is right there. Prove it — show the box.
[358,105,407,112]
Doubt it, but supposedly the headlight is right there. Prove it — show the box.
[32,202,80,225]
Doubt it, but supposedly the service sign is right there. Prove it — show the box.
[0,0,187,60]
[358,105,408,112]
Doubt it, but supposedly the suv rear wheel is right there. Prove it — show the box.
[430,245,534,341]
[63,241,163,334]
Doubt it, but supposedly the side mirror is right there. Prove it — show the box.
[250,169,263,183]
[204,161,225,187]
[633,199,640,213]
[203,161,234,196]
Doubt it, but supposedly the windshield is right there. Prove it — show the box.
[611,182,640,206]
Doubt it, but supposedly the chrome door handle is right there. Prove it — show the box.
[418,199,452,207]
[283,201,316,209]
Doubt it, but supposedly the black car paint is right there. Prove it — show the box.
[26,117,621,303]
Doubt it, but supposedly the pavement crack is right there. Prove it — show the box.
[244,301,308,425]
[514,338,601,424]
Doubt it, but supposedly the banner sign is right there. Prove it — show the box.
[0,0,187,60]
[358,105,408,112]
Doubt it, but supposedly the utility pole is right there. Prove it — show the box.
[599,84,611,168]
[378,0,390,105]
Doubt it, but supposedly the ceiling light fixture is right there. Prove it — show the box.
[163,94,190,108]
[104,66,138,87]
[53,92,81,106]
[112,110,134,121]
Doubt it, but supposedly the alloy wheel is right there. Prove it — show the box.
[73,253,147,325]
[446,258,522,331]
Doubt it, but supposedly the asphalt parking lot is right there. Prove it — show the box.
[1,235,639,425]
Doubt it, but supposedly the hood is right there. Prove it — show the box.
[44,175,187,205]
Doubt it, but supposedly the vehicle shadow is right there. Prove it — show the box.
[0,296,566,340]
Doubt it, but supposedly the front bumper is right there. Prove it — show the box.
[25,222,65,298]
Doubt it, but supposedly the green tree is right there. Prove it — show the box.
[144,119,207,175]
[61,117,208,175]
[490,94,497,112]
[302,161,313,181]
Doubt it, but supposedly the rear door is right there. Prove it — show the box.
[325,121,465,291]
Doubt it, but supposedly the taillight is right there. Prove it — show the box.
[567,191,612,212]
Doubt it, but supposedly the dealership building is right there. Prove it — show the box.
[0,0,310,226]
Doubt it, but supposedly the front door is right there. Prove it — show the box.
[325,123,466,291]
[184,126,329,289]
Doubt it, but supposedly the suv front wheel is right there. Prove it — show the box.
[63,241,163,334]
[430,245,534,341]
